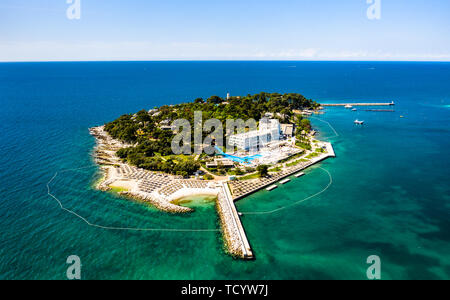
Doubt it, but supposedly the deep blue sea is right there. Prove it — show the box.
[0,61,449,279]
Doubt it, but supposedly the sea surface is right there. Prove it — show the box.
[0,61,449,280]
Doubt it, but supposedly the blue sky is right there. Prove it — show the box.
[0,0,449,61]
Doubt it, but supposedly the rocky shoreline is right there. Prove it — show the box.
[89,126,192,213]
[89,124,334,260]
[89,125,254,258]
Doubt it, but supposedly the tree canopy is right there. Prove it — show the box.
[256,165,269,178]
[103,92,318,176]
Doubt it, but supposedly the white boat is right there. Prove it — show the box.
[295,172,305,178]
[280,178,291,184]
[345,104,353,109]
[352,108,357,111]
[354,120,364,125]
[266,185,278,191]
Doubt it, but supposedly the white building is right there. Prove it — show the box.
[259,118,280,137]
[280,124,295,138]
[228,118,281,151]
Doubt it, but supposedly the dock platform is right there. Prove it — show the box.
[280,179,291,184]
[322,102,394,107]
[266,185,278,191]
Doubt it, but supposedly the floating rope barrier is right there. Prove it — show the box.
[47,170,219,232]
[240,167,333,216]
[48,116,338,229]
[309,116,340,138]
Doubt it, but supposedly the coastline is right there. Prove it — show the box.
[90,125,194,213]
[3,60,447,279]
[89,125,251,257]
[89,123,335,259]
[230,142,335,200]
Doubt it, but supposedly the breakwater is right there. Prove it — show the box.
[322,102,395,107]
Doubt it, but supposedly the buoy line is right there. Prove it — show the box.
[309,116,340,138]
[240,167,333,216]
[47,169,219,232]
[48,114,339,230]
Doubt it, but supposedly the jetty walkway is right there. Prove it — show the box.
[217,183,254,259]
[322,102,395,107]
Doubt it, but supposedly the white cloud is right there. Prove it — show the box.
[0,41,449,62]
[298,48,319,58]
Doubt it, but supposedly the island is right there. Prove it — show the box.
[90,92,335,259]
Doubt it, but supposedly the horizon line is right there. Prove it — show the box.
[1,59,450,63]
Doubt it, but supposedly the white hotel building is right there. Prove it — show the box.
[228,118,281,151]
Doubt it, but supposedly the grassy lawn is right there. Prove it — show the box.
[110,186,129,193]
[227,169,245,176]
[238,173,261,181]
[286,158,308,167]
[277,151,304,164]
[269,166,282,173]
[306,152,320,159]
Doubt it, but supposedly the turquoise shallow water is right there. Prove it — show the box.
[0,61,449,279]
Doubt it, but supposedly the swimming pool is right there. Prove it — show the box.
[215,147,262,164]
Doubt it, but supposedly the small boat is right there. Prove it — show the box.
[352,108,357,111]
[266,185,278,191]
[295,172,305,178]
[345,105,353,109]
[354,120,364,125]
[280,178,291,185]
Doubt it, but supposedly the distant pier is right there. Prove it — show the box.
[365,109,395,112]
[322,101,395,107]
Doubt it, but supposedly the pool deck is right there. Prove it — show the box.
[215,146,262,164]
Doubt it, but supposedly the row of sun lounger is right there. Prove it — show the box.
[230,161,313,198]
[158,180,213,197]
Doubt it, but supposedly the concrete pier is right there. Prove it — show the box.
[322,102,395,107]
[216,183,254,259]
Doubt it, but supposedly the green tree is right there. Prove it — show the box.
[300,119,312,132]
[207,95,224,104]
[204,174,214,180]
[135,109,151,124]
[257,165,269,178]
